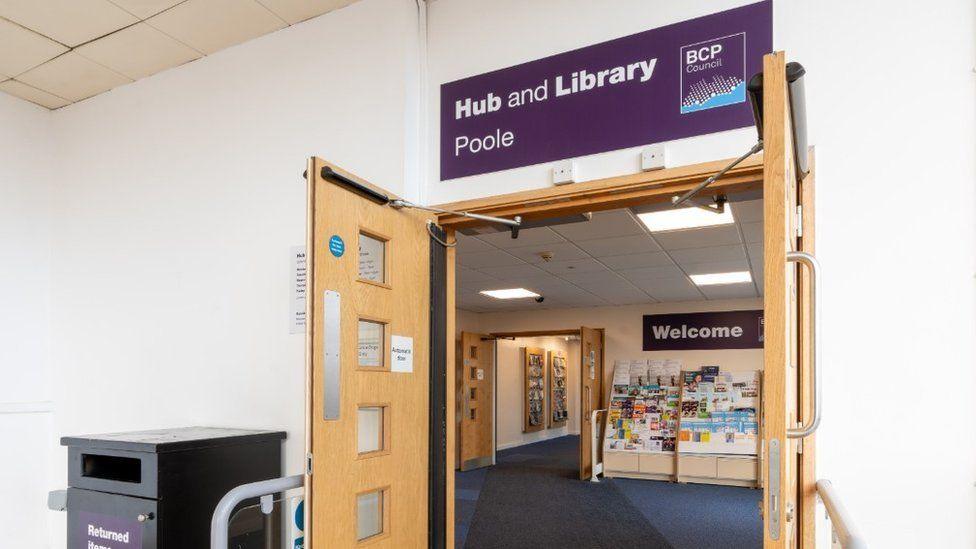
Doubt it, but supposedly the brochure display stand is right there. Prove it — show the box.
[523,347,546,433]
[603,360,681,480]
[548,350,569,427]
[602,361,762,487]
[675,367,761,487]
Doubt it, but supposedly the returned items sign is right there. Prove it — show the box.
[76,511,142,548]
[643,310,763,350]
[439,1,772,180]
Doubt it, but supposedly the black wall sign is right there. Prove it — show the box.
[643,310,764,351]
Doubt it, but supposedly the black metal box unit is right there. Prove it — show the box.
[62,427,286,548]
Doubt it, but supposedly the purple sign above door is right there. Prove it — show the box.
[439,1,772,181]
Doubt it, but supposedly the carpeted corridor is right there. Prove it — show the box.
[456,435,762,549]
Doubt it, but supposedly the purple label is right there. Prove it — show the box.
[439,1,772,181]
[76,511,142,549]
[643,310,764,350]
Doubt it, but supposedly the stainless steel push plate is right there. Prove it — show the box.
[323,290,340,420]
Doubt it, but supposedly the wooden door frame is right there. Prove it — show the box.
[436,66,815,547]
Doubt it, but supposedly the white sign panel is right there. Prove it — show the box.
[391,335,414,373]
[290,246,307,334]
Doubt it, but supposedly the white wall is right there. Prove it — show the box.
[40,0,421,546]
[0,93,56,548]
[428,1,976,547]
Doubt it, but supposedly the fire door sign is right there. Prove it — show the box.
[439,1,771,180]
[75,511,142,549]
[643,310,764,350]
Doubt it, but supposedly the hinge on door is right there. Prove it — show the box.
[796,205,803,238]
[306,453,313,475]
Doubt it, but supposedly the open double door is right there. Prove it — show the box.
[305,50,814,549]
[456,327,605,481]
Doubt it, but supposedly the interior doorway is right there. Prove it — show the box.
[452,198,767,548]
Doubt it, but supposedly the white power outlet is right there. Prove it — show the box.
[641,144,667,171]
[552,160,577,185]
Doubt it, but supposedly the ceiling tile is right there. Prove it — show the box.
[256,0,356,24]
[635,277,703,302]
[476,263,550,281]
[730,199,763,223]
[741,221,763,243]
[538,258,608,275]
[684,260,751,276]
[75,23,200,80]
[558,270,626,287]
[147,0,286,55]
[458,266,498,284]
[670,244,746,266]
[746,242,763,266]
[618,265,686,281]
[455,233,495,254]
[0,79,69,108]
[0,18,68,77]
[522,276,586,297]
[653,224,742,251]
[551,210,644,241]
[477,226,564,249]
[18,51,131,102]
[506,241,588,264]
[575,233,661,257]
[456,249,522,269]
[599,251,672,270]
[0,0,138,47]
[108,0,183,19]
[699,284,757,300]
[560,292,609,308]
[590,285,655,305]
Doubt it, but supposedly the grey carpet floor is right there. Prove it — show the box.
[461,436,672,549]
[457,435,761,549]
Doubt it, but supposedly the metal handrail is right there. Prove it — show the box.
[787,250,822,438]
[817,479,867,549]
[210,474,304,549]
[590,408,607,482]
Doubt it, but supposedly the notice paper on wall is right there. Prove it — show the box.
[290,245,307,334]
[391,335,413,373]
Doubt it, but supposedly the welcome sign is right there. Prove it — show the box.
[439,1,772,180]
[643,310,764,351]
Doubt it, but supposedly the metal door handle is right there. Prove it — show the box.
[786,251,821,438]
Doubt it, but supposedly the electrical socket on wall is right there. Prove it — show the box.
[552,160,577,185]
[641,144,667,171]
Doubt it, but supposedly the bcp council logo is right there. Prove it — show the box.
[679,32,746,114]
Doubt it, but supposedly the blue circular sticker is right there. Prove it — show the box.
[295,500,304,531]
[328,235,345,257]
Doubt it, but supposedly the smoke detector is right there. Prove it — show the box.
[539,251,554,262]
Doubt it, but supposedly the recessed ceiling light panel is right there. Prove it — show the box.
[480,288,541,299]
[690,271,752,286]
[637,207,734,232]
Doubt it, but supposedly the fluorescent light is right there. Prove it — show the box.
[480,288,541,299]
[690,271,752,286]
[637,207,734,232]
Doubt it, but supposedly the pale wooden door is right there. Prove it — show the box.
[306,158,435,548]
[458,332,494,471]
[578,327,604,480]
[761,51,806,548]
